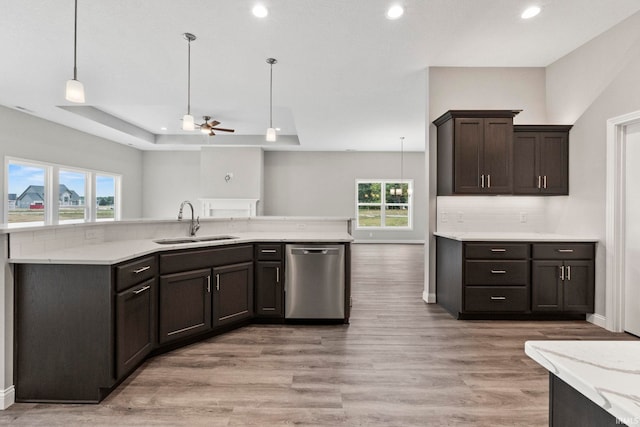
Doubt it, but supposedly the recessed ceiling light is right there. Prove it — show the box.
[521,5,541,19]
[386,4,404,20]
[160,127,167,131]
[252,4,268,18]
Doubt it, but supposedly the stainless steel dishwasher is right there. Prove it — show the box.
[285,244,345,319]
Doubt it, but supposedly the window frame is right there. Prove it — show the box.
[4,156,122,227]
[355,179,413,230]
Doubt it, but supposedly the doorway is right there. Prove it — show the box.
[624,122,640,336]
[606,110,640,333]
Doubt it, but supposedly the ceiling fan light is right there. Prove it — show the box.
[266,127,277,142]
[65,79,85,103]
[182,114,195,131]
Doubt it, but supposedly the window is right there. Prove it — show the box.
[5,158,121,226]
[356,180,413,229]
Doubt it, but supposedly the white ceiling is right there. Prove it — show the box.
[2,0,639,152]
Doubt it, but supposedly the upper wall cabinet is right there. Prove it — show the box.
[513,125,572,195]
[434,110,521,195]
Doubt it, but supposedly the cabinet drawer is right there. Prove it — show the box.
[255,244,283,261]
[116,255,157,292]
[465,243,529,259]
[532,243,594,260]
[465,260,528,285]
[160,244,253,274]
[464,286,528,312]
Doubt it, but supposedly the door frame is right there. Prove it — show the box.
[605,110,640,332]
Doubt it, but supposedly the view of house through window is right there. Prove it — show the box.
[356,180,412,228]
[6,159,120,226]
[7,163,46,224]
[58,169,87,222]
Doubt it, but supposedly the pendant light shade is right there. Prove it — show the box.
[65,0,85,103]
[266,58,278,141]
[182,33,197,131]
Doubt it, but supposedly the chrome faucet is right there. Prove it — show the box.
[178,200,200,236]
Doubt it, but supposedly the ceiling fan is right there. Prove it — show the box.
[197,116,235,136]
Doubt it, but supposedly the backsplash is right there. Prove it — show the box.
[436,196,548,233]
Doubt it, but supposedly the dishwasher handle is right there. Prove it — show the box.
[291,248,339,255]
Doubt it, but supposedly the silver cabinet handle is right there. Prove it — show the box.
[276,267,280,283]
[490,248,506,252]
[557,249,574,253]
[543,175,547,189]
[133,285,150,295]
[490,296,506,300]
[538,176,542,189]
[490,270,506,274]
[261,249,277,253]
[207,276,211,293]
[133,266,151,274]
[216,273,220,291]
[481,174,485,188]
[487,174,491,188]
[567,265,571,281]
[560,265,565,280]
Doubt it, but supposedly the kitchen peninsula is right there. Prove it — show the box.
[7,216,352,403]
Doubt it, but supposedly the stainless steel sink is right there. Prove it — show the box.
[153,235,237,245]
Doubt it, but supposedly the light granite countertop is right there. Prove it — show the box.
[434,231,598,242]
[525,340,640,424]
[9,231,354,265]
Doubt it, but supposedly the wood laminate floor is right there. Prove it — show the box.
[1,244,636,426]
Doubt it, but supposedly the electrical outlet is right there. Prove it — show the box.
[297,223,306,229]
[85,229,98,239]
[440,212,448,223]
[456,211,464,223]
[369,232,373,237]
[520,212,528,223]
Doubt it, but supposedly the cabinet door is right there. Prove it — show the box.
[539,132,569,195]
[213,262,254,327]
[532,260,563,311]
[454,118,484,193]
[159,268,212,344]
[483,117,513,194]
[563,260,594,312]
[116,278,156,379]
[513,132,541,194]
[255,261,283,317]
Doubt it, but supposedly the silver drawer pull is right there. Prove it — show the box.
[490,248,506,252]
[261,249,277,253]
[557,249,574,253]
[133,266,151,274]
[567,265,571,281]
[133,285,150,295]
[490,270,506,274]
[490,296,506,300]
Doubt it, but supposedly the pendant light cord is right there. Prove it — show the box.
[73,0,78,80]
[269,61,273,128]
[187,38,191,115]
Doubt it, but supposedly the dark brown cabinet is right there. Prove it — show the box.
[158,268,212,344]
[531,243,594,313]
[212,262,254,327]
[434,110,520,195]
[436,237,596,319]
[255,244,284,318]
[116,277,156,379]
[513,125,572,195]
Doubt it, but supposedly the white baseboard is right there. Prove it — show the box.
[587,313,607,329]
[0,386,15,410]
[422,291,436,303]
[353,240,425,244]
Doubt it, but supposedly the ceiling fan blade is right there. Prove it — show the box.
[210,127,235,133]
[210,120,220,127]
[209,130,215,136]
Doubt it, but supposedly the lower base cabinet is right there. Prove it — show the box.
[213,262,254,327]
[158,268,212,344]
[255,261,284,317]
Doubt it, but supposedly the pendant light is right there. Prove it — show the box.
[65,0,85,103]
[266,58,278,142]
[182,33,196,131]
